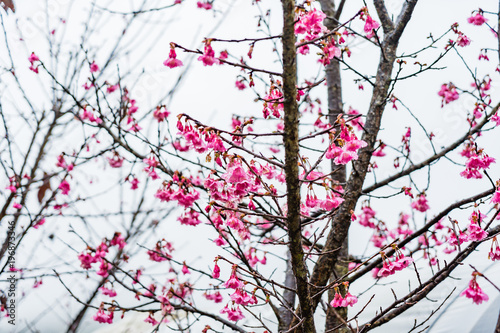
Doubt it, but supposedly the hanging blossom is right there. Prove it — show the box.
[489,237,500,261]
[107,152,124,168]
[445,219,468,253]
[467,12,487,26]
[460,140,495,179]
[347,107,364,131]
[330,282,358,308]
[357,205,377,229]
[461,272,489,304]
[294,7,327,55]
[262,83,284,118]
[147,240,174,262]
[466,210,488,242]
[220,304,244,321]
[28,52,40,73]
[326,120,367,165]
[197,1,212,10]
[80,106,102,124]
[411,193,430,213]
[456,33,471,47]
[377,248,414,278]
[198,39,216,66]
[360,8,380,39]
[93,305,114,324]
[90,61,99,73]
[491,181,500,205]
[438,83,459,106]
[58,180,71,195]
[164,43,183,68]
[319,37,342,65]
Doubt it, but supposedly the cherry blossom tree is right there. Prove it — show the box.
[1,0,500,332]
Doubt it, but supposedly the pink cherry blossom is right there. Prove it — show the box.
[364,15,380,38]
[467,13,487,26]
[33,218,46,229]
[89,61,99,73]
[461,276,489,304]
[411,193,429,212]
[144,314,158,326]
[198,41,216,66]
[93,308,114,324]
[204,290,223,303]
[224,265,244,289]
[488,238,500,261]
[212,261,220,278]
[220,304,245,321]
[99,286,117,297]
[456,33,471,47]
[110,232,126,249]
[164,47,183,68]
[438,83,459,106]
[58,180,71,195]
[197,1,212,10]
[235,80,246,90]
[28,52,40,63]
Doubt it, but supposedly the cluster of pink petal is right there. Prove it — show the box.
[177,209,201,226]
[231,288,257,306]
[176,120,226,153]
[461,278,489,304]
[89,61,99,73]
[460,147,495,179]
[198,41,217,66]
[80,106,102,124]
[245,248,267,267]
[204,291,223,303]
[294,8,327,55]
[155,183,200,208]
[153,106,170,122]
[147,241,174,262]
[28,52,40,73]
[220,305,244,321]
[491,112,500,126]
[110,232,126,249]
[164,48,183,68]
[319,39,342,65]
[99,286,117,297]
[467,211,488,242]
[143,156,160,180]
[489,244,500,261]
[363,15,380,39]
[438,83,459,106]
[197,1,212,10]
[347,107,364,131]
[330,292,358,307]
[447,228,468,248]
[33,218,46,229]
[358,206,377,228]
[411,193,430,212]
[377,255,414,278]
[224,267,244,289]
[326,122,367,165]
[107,154,124,168]
[58,180,71,195]
[93,308,114,324]
[456,33,471,47]
[468,13,487,26]
[262,86,284,118]
[56,155,74,171]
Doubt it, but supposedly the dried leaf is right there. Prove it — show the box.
[0,0,15,13]
[38,173,51,203]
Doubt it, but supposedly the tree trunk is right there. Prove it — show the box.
[282,0,316,332]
